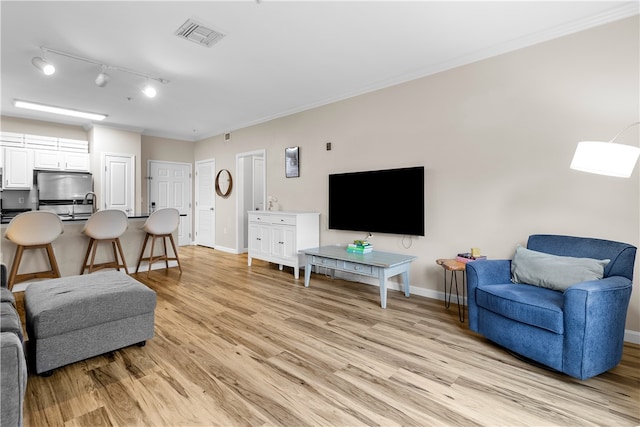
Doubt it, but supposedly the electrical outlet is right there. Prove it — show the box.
[18,197,25,204]
[326,142,332,151]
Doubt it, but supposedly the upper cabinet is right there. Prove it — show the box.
[33,150,90,171]
[61,151,90,171]
[4,146,33,189]
[1,132,90,176]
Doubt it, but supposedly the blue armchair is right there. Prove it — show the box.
[466,234,636,380]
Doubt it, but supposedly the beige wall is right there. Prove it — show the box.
[1,17,638,336]
[194,17,640,335]
[0,115,88,140]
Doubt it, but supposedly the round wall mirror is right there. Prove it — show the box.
[215,169,233,198]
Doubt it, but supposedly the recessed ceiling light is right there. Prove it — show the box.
[14,100,107,121]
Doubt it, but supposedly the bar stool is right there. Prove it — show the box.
[80,210,129,274]
[135,208,183,277]
[4,211,63,290]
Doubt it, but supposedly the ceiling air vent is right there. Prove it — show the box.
[175,19,225,48]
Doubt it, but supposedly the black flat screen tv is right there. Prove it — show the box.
[328,166,424,236]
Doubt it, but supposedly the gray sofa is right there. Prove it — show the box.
[1,263,27,426]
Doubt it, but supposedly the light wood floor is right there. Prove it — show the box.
[15,245,640,426]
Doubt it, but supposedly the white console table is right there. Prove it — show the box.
[302,246,417,308]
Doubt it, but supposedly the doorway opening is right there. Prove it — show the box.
[236,149,266,253]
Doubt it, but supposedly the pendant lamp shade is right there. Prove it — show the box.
[570,122,640,178]
[570,141,640,178]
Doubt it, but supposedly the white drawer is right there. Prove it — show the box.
[343,262,373,275]
[248,214,270,224]
[271,215,296,226]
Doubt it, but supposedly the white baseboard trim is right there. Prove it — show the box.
[624,329,640,345]
[212,245,240,254]
[188,243,240,254]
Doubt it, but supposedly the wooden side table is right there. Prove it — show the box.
[436,259,466,322]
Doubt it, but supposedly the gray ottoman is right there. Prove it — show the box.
[25,271,156,375]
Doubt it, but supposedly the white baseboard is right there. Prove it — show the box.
[213,245,240,254]
[624,329,640,345]
[188,243,240,254]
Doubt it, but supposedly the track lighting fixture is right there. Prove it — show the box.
[34,46,169,95]
[32,57,55,75]
[142,83,157,98]
[95,66,110,87]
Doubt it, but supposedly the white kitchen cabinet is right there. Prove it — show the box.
[247,211,320,279]
[61,152,90,171]
[34,150,61,169]
[4,147,33,189]
[34,150,90,171]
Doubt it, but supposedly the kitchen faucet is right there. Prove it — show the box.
[84,192,97,214]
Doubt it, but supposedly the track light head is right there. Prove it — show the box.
[32,57,55,75]
[142,84,157,98]
[95,71,110,87]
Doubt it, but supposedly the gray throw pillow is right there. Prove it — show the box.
[511,245,610,291]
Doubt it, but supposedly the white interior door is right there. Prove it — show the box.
[195,159,216,248]
[148,161,192,246]
[103,153,134,213]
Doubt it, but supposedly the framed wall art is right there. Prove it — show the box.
[285,146,300,178]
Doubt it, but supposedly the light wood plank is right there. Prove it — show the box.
[14,246,640,426]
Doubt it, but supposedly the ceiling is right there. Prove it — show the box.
[1,1,638,142]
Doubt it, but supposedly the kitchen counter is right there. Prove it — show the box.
[0,211,156,225]
[1,213,181,287]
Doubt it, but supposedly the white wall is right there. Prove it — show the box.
[195,17,640,335]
